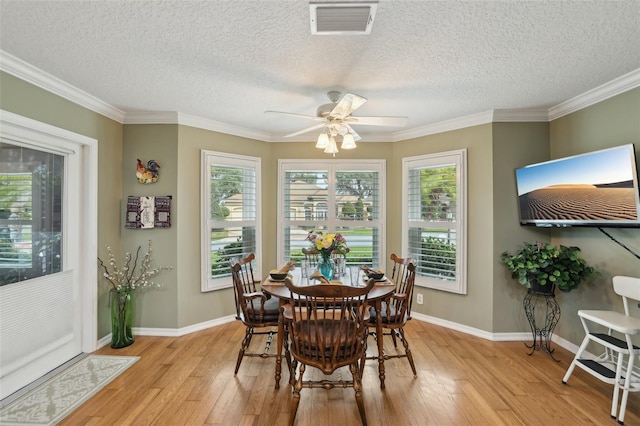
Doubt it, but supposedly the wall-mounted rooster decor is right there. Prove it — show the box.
[136,159,160,184]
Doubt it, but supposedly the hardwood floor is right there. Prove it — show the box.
[60,319,640,425]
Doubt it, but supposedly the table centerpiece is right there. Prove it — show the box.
[306,230,348,280]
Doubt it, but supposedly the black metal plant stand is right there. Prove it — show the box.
[522,284,561,361]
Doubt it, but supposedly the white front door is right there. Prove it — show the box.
[0,111,97,400]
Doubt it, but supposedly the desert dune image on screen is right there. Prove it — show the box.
[516,147,638,222]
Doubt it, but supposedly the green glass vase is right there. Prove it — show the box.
[110,288,134,348]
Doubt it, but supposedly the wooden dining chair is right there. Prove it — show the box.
[282,276,376,426]
[301,247,320,271]
[230,253,282,375]
[367,253,418,378]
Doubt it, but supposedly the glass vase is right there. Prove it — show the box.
[318,255,335,280]
[110,288,134,348]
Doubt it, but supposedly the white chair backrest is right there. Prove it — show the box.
[613,276,640,315]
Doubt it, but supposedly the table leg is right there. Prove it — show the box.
[375,299,386,389]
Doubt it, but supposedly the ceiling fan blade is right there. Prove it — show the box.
[330,93,367,119]
[264,111,322,121]
[345,125,362,142]
[345,115,408,127]
[284,123,326,138]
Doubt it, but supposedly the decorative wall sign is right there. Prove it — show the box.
[125,196,172,229]
[136,159,160,184]
[139,196,154,228]
[154,196,171,228]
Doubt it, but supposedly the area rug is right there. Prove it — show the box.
[0,354,139,425]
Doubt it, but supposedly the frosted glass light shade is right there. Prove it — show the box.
[324,137,339,154]
[341,133,357,149]
[316,133,329,149]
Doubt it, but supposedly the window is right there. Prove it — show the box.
[278,160,385,269]
[0,143,63,285]
[201,151,261,292]
[403,149,467,294]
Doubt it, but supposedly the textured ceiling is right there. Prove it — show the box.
[1,0,639,143]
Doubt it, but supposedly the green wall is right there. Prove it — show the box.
[121,125,179,329]
[3,70,638,346]
[174,126,272,327]
[491,122,550,333]
[549,88,640,346]
[392,124,496,331]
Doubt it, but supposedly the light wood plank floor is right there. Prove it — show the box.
[60,319,640,425]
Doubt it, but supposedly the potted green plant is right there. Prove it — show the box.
[501,241,597,294]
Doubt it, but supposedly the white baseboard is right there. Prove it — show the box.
[551,332,582,355]
[134,315,236,337]
[98,313,583,357]
[411,312,532,342]
[96,315,236,349]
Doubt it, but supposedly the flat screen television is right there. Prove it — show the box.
[515,143,640,228]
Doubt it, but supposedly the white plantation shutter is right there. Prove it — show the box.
[404,149,467,294]
[201,151,261,292]
[278,160,385,269]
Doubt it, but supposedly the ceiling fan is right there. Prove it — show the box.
[265,91,408,153]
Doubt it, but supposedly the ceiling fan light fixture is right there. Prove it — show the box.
[316,132,329,148]
[341,133,357,149]
[324,137,339,155]
[267,89,407,156]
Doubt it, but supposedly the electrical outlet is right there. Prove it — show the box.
[416,293,423,305]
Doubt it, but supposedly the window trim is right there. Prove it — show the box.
[402,149,467,294]
[200,150,261,292]
[276,159,386,268]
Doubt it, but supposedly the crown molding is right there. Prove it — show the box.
[0,50,126,123]
[123,111,179,124]
[176,112,272,141]
[124,111,271,141]
[492,109,549,122]
[548,67,640,121]
[393,110,495,141]
[393,108,550,141]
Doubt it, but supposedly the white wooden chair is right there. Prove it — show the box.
[562,276,640,425]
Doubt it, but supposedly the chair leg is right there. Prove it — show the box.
[398,327,417,377]
[359,336,368,379]
[235,326,254,375]
[562,334,590,384]
[618,353,636,425]
[350,363,367,426]
[289,363,305,426]
[283,325,297,386]
[612,351,626,420]
[390,329,398,348]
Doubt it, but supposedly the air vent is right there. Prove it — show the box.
[310,2,378,35]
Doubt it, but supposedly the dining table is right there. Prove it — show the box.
[261,268,396,389]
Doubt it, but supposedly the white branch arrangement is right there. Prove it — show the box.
[98,239,172,292]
